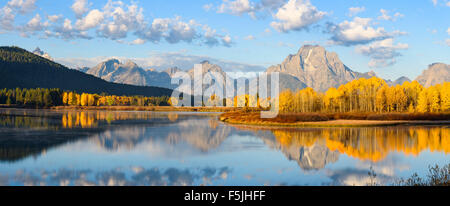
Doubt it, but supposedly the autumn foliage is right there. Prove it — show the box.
[277,77,450,114]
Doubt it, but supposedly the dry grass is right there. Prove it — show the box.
[219,111,450,127]
[329,112,450,121]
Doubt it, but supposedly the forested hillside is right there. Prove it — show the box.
[0,46,173,97]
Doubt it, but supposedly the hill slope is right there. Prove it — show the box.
[0,46,173,97]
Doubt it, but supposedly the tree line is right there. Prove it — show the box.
[0,88,170,107]
[61,92,170,107]
[278,77,450,113]
[0,88,63,107]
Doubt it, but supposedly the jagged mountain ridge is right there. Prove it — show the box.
[415,63,450,87]
[75,45,449,94]
[267,45,366,92]
[86,59,176,89]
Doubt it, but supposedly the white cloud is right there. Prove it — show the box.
[75,9,104,31]
[356,38,409,68]
[72,0,90,18]
[0,0,37,31]
[378,9,404,21]
[165,18,198,44]
[244,35,255,40]
[447,27,450,35]
[327,17,405,46]
[7,0,36,14]
[23,13,48,32]
[48,18,91,40]
[222,35,233,47]
[0,6,16,30]
[348,7,365,17]
[217,0,257,16]
[270,0,326,32]
[446,39,450,46]
[47,14,62,22]
[0,0,232,47]
[97,1,144,40]
[130,38,146,45]
[447,1,450,7]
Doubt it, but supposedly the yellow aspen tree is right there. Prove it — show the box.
[87,94,95,106]
[440,82,450,112]
[428,86,441,112]
[279,89,294,113]
[62,92,68,105]
[417,89,429,113]
[76,94,81,106]
[376,85,388,112]
[80,93,88,106]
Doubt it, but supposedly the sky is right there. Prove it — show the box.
[0,0,449,80]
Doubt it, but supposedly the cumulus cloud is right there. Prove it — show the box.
[75,9,104,31]
[72,0,90,18]
[46,18,91,40]
[327,17,405,46]
[378,9,404,21]
[270,0,326,32]
[0,0,37,30]
[130,38,146,45]
[47,14,62,22]
[348,7,365,17]
[356,38,409,68]
[217,0,257,16]
[1,0,231,47]
[447,27,450,35]
[6,0,36,14]
[23,13,48,32]
[446,39,450,46]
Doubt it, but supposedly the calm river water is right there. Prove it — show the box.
[0,108,448,186]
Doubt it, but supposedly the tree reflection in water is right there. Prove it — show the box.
[0,109,448,186]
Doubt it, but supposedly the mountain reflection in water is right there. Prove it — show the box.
[0,109,448,186]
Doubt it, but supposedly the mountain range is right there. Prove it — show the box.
[72,45,449,93]
[2,45,448,97]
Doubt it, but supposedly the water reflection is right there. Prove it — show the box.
[267,127,450,162]
[0,166,231,186]
[0,109,449,186]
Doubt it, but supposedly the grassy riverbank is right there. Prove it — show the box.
[219,111,450,127]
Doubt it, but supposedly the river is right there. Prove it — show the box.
[0,108,448,186]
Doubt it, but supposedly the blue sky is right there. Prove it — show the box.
[0,0,449,80]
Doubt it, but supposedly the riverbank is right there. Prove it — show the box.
[51,105,243,113]
[219,111,450,127]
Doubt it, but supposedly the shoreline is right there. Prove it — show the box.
[2,105,450,128]
[219,118,450,128]
[0,105,243,113]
